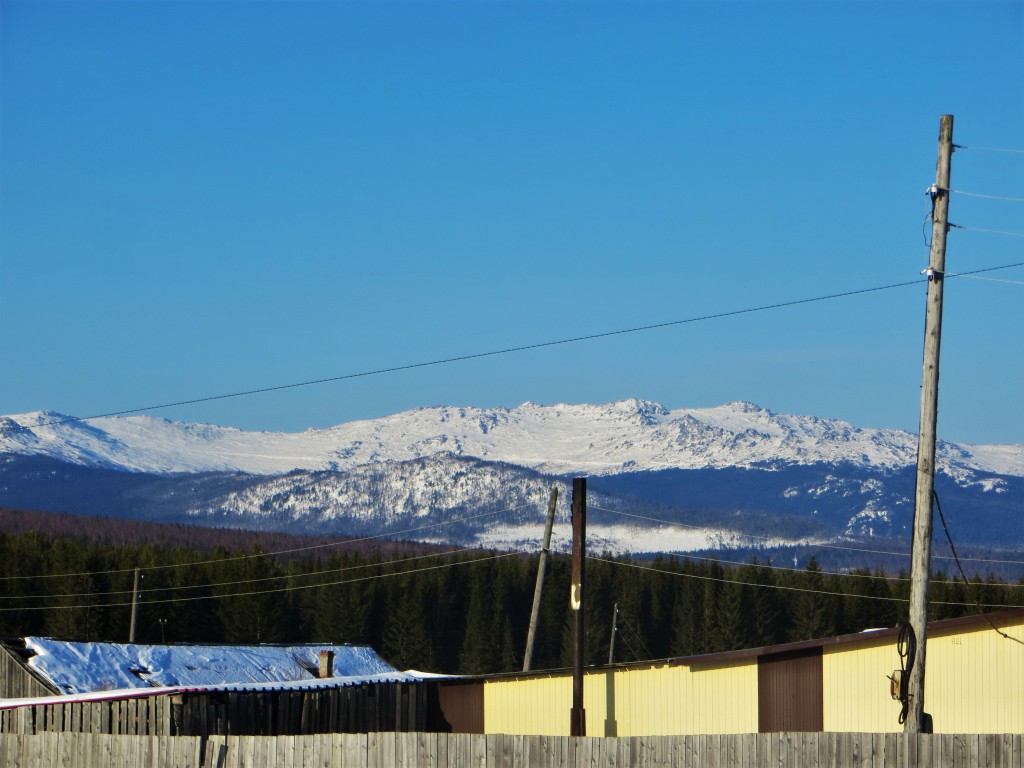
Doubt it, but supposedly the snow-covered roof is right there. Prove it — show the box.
[21,638,399,695]
[0,670,442,710]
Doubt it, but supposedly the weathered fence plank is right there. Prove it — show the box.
[3,731,1023,767]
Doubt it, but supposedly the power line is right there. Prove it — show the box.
[587,555,1024,609]
[950,189,1024,203]
[0,503,535,582]
[954,144,1024,154]
[590,505,1024,567]
[0,551,523,613]
[654,549,914,582]
[0,277,933,435]
[6,259,1021,441]
[616,628,642,663]
[951,224,1024,238]
[950,261,1024,278]
[933,491,1024,646]
[617,608,653,659]
[0,544,506,603]
[950,274,1024,287]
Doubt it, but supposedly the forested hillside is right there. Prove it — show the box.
[1,518,1020,675]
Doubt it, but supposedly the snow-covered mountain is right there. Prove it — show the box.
[1,401,1021,557]
[2,399,1020,478]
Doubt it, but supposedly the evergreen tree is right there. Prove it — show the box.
[381,578,434,670]
[216,546,289,643]
[711,578,748,652]
[789,557,837,641]
[459,560,499,674]
[740,559,783,647]
[670,562,704,656]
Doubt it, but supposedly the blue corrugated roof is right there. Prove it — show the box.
[23,638,400,695]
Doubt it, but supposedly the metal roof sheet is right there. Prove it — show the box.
[21,638,399,695]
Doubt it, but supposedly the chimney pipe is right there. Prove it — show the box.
[319,650,335,679]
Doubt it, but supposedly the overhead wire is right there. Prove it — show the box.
[617,608,653,659]
[953,144,1024,154]
[0,503,534,582]
[948,273,1024,287]
[933,491,1024,646]
[0,550,523,613]
[0,543,519,603]
[587,555,1024,609]
[950,189,1024,203]
[620,546,914,582]
[590,504,1024,567]
[0,277,940,436]
[615,626,642,663]
[951,224,1024,238]
[7,259,1023,444]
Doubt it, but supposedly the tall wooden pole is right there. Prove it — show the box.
[569,478,587,737]
[523,487,559,672]
[905,114,953,734]
[129,567,141,643]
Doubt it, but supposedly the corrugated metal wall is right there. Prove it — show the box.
[822,636,901,732]
[926,619,1024,733]
[483,661,758,736]
[823,616,1024,734]
[484,616,1023,737]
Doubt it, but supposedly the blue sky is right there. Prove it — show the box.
[1,1,1022,444]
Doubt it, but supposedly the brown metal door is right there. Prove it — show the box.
[758,648,823,732]
[435,681,484,733]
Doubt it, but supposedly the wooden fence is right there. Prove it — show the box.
[0,682,438,737]
[1,731,1021,767]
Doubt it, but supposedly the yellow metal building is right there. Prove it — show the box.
[475,609,1023,736]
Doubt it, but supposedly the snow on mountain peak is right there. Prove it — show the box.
[0,401,1020,479]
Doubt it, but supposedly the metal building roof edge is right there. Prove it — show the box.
[432,607,1024,683]
[668,606,1024,669]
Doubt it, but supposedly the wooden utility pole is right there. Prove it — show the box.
[569,477,587,737]
[129,567,141,643]
[523,487,559,672]
[905,114,954,734]
[607,602,619,665]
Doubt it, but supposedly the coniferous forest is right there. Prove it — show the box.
[0,510,1020,675]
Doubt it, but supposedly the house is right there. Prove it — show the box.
[0,639,453,736]
[0,638,398,696]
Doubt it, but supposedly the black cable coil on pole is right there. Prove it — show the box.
[896,622,916,725]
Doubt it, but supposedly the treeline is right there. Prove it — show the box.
[0,528,1020,675]
[0,507,441,559]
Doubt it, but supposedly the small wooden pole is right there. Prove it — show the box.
[570,477,587,737]
[523,487,559,672]
[906,113,953,734]
[129,568,141,643]
[607,603,619,665]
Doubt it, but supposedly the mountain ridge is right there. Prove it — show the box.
[3,400,1021,479]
